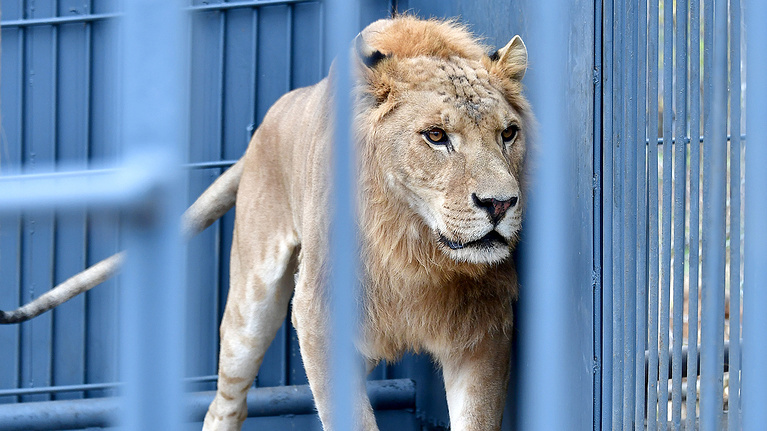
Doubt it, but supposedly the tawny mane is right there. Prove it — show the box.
[363,16,488,61]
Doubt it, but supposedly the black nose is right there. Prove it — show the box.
[472,193,518,225]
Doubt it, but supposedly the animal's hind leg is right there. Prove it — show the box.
[203,224,299,431]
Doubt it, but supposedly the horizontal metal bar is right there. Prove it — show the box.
[0,379,416,431]
[187,0,314,12]
[0,375,220,397]
[0,158,168,213]
[647,133,746,146]
[0,156,234,212]
[0,0,314,28]
[0,383,116,398]
[183,160,239,170]
[0,13,120,28]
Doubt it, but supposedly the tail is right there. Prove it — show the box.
[0,159,245,324]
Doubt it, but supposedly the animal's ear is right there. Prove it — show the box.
[354,33,387,69]
[490,35,527,81]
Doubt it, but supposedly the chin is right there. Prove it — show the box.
[443,243,512,264]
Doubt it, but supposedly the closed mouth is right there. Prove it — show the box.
[438,230,508,250]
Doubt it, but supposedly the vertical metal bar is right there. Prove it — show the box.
[593,0,604,426]
[612,1,625,428]
[119,1,187,430]
[672,0,688,428]
[659,0,675,427]
[286,5,294,92]
[726,0,742,428]
[601,0,615,428]
[324,0,359,430]
[623,0,638,426]
[700,0,727,428]
[686,1,702,428]
[742,0,767,428]
[634,0,649,428]
[215,8,228,342]
[646,0,661,427]
[519,0,576,428]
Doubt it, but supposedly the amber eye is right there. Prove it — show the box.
[501,125,519,143]
[423,128,449,145]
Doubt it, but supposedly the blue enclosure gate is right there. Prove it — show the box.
[1,0,767,430]
[599,0,767,430]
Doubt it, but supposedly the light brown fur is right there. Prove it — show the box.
[203,16,531,431]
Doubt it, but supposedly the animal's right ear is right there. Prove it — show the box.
[354,34,387,69]
[490,35,527,81]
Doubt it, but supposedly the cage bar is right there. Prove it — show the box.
[601,0,616,427]
[742,1,767,429]
[686,0,703,428]
[611,1,625,428]
[671,0,689,427]
[726,0,742,428]
[622,0,639,426]
[700,0,728,429]
[646,0,661,428]
[324,0,360,430]
[518,0,578,429]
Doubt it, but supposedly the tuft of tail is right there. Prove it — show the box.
[0,159,245,324]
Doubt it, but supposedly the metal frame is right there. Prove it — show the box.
[599,0,767,430]
[10,0,767,429]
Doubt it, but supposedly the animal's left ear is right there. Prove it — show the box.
[490,35,527,81]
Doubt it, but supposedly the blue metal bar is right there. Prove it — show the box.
[658,0,675,427]
[623,0,639,427]
[0,13,119,28]
[686,0,702,428]
[119,1,187,430]
[742,0,767,429]
[727,0,742,428]
[593,0,604,427]
[648,133,745,145]
[519,0,575,429]
[0,379,415,431]
[183,160,239,169]
[325,0,359,429]
[0,165,172,212]
[700,0,728,428]
[187,0,313,13]
[0,375,221,398]
[612,1,625,428]
[672,0,689,427]
[634,0,649,428]
[646,0,661,428]
[601,0,615,427]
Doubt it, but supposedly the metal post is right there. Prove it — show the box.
[518,0,577,429]
[700,0,728,429]
[324,0,359,430]
[727,1,743,429]
[671,0,689,427]
[646,0,661,428]
[612,1,625,428]
[119,1,187,430]
[634,1,649,428]
[622,1,639,427]
[658,0,675,426]
[742,0,767,429]
[601,0,615,427]
[686,1,702,428]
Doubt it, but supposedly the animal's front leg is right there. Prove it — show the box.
[292,274,378,431]
[439,333,512,431]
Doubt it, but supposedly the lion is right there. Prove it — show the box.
[1,16,531,431]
